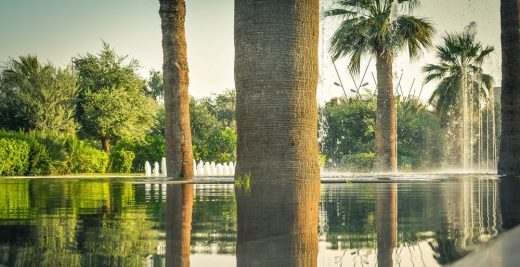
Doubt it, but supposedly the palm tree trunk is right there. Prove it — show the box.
[498,0,520,174]
[234,0,320,183]
[159,0,194,178]
[166,184,193,267]
[235,1,320,265]
[375,51,397,172]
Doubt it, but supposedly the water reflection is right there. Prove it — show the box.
[166,184,194,267]
[0,176,518,266]
[375,183,397,267]
[236,180,320,267]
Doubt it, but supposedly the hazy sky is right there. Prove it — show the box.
[0,0,500,102]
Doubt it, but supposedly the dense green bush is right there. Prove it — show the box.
[0,138,30,176]
[341,153,375,172]
[113,135,165,172]
[69,141,109,174]
[0,130,109,175]
[109,149,135,173]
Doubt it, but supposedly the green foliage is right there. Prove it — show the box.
[190,91,237,162]
[341,153,375,172]
[81,86,157,147]
[0,138,30,176]
[424,26,494,119]
[0,130,108,175]
[320,96,376,165]
[109,150,135,173]
[397,98,445,170]
[0,55,79,133]
[324,0,434,73]
[68,141,109,174]
[320,94,446,171]
[146,69,164,101]
[113,135,165,172]
[73,42,157,150]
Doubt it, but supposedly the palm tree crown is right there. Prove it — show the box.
[324,0,434,73]
[424,28,494,117]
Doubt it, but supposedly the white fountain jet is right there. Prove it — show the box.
[161,157,167,177]
[153,162,160,176]
[145,161,152,176]
[216,163,223,176]
[204,162,211,176]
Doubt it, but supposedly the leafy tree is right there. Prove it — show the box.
[201,89,236,127]
[324,0,435,171]
[320,96,376,165]
[73,43,157,153]
[321,93,445,171]
[0,56,79,133]
[146,69,164,101]
[423,26,494,166]
[81,86,157,153]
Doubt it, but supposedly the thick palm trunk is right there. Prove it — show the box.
[375,52,397,172]
[234,0,320,183]
[236,182,320,267]
[375,183,397,267]
[498,0,520,174]
[159,0,194,178]
[235,0,320,265]
[165,184,193,267]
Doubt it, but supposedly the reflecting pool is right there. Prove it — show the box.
[0,175,518,266]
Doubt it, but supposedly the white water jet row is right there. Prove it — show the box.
[144,158,235,177]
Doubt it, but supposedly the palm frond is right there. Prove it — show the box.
[394,15,435,59]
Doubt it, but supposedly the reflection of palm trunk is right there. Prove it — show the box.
[236,182,320,267]
[375,183,397,267]
[499,177,520,230]
[166,184,194,267]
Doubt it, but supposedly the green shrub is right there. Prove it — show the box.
[113,135,165,172]
[0,131,52,175]
[109,150,135,173]
[0,138,30,176]
[69,141,109,174]
[341,153,375,172]
[0,130,108,175]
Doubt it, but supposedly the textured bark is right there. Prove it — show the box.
[375,183,397,267]
[101,137,111,154]
[159,0,194,178]
[236,182,320,267]
[234,0,320,183]
[165,184,193,267]
[374,52,397,172]
[498,0,520,174]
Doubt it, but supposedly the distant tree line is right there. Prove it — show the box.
[0,42,236,175]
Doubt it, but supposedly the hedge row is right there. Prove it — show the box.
[0,131,109,176]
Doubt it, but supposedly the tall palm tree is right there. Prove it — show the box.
[234,0,320,183]
[498,0,520,174]
[324,0,434,171]
[159,0,194,178]
[424,28,494,168]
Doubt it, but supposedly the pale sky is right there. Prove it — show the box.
[0,0,500,102]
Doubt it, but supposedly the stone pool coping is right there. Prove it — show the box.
[0,172,500,184]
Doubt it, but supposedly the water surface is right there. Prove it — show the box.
[0,175,518,266]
